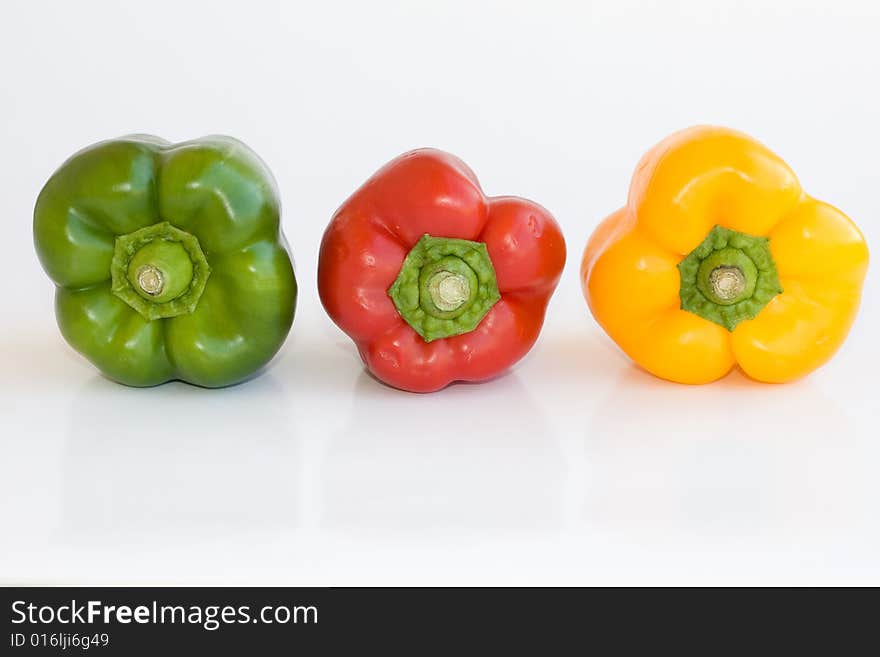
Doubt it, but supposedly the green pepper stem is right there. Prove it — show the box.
[127,238,194,303]
[110,222,211,321]
[136,265,164,296]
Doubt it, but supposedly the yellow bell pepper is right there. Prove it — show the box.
[581,126,869,384]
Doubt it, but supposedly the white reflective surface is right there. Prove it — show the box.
[1,0,879,585]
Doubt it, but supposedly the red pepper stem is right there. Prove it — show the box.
[387,234,501,342]
[426,270,470,311]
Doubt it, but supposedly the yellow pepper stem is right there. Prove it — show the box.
[678,225,782,331]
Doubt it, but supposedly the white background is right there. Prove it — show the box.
[1,0,878,585]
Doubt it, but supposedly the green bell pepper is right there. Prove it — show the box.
[34,135,297,387]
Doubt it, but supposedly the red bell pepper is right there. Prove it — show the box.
[318,149,566,392]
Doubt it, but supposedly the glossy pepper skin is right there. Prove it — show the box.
[582,126,869,384]
[319,149,566,392]
[34,135,296,387]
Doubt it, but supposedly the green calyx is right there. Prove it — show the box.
[110,221,211,320]
[678,225,782,331]
[388,234,501,342]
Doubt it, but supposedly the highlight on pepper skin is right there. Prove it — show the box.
[33,135,297,388]
[318,148,566,393]
[581,125,869,385]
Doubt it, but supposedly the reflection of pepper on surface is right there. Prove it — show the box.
[582,126,869,384]
[320,370,564,532]
[319,149,566,393]
[34,136,297,388]
[60,375,298,540]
